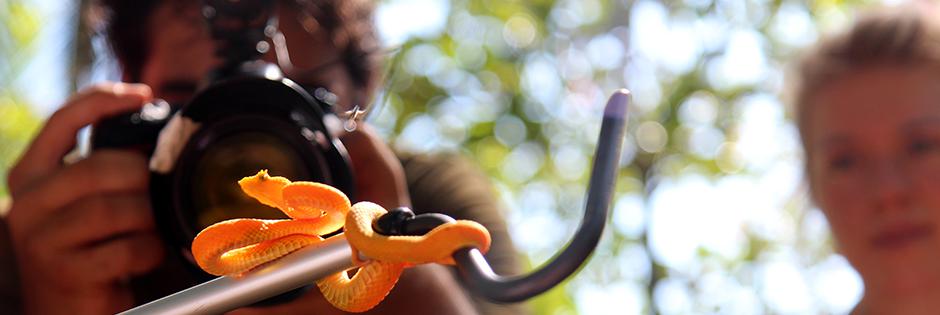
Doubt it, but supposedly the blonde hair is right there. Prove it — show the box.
[794,5,940,149]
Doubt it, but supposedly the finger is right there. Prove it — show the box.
[338,123,381,149]
[34,192,154,250]
[340,124,394,174]
[63,232,165,285]
[8,83,152,195]
[339,124,411,208]
[9,151,149,231]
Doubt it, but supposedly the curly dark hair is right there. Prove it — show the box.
[93,0,381,97]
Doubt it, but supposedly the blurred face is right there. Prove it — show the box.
[806,66,940,298]
[138,1,357,109]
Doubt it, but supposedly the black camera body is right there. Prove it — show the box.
[90,0,356,287]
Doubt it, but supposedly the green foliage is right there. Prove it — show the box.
[1,0,41,84]
[529,281,577,315]
[0,96,40,197]
[377,0,873,313]
[0,0,42,200]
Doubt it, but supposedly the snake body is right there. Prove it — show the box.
[191,170,491,312]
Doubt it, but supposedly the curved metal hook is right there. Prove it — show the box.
[383,90,631,302]
[453,89,630,302]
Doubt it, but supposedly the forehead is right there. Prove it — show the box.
[807,66,940,140]
[137,4,210,93]
[142,0,339,77]
[146,0,339,63]
[139,0,357,110]
[150,4,205,47]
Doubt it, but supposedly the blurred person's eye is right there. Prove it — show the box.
[909,139,939,155]
[907,135,940,157]
[827,153,859,172]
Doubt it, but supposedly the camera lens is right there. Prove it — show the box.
[190,131,307,229]
[162,113,337,243]
[147,76,355,300]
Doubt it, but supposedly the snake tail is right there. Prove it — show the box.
[316,261,405,313]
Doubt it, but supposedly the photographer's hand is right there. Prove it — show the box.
[339,124,412,209]
[6,83,166,315]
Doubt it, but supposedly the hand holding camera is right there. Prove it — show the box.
[7,0,387,311]
[4,0,485,313]
[6,83,165,314]
[337,124,412,210]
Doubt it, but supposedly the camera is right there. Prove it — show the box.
[90,0,356,287]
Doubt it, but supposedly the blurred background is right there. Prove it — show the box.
[0,0,896,313]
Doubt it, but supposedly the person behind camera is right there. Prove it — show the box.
[794,4,940,314]
[0,0,528,314]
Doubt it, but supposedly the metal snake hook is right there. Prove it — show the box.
[452,89,630,302]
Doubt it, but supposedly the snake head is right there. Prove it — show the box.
[238,170,291,210]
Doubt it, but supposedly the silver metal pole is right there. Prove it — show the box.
[119,234,355,315]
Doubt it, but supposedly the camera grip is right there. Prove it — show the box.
[91,100,175,154]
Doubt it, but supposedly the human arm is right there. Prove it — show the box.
[400,152,532,315]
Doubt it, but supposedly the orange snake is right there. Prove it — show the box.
[191,170,491,312]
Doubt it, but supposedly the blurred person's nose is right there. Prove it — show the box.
[868,157,912,213]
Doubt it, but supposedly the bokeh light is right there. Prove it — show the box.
[2,0,891,314]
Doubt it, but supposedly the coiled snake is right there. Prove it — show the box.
[191,170,491,312]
